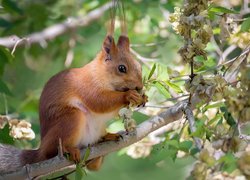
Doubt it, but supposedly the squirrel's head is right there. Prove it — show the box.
[100,35,143,92]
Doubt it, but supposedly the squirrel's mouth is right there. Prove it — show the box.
[116,87,130,92]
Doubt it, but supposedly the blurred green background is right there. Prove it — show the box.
[2,0,249,179]
[82,155,194,180]
[0,0,182,146]
[0,0,193,179]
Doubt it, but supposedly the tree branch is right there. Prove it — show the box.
[0,2,112,49]
[184,105,202,150]
[0,93,208,179]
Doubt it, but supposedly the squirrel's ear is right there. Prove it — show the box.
[117,35,130,51]
[102,35,116,60]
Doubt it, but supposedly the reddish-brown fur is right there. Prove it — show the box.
[19,35,146,170]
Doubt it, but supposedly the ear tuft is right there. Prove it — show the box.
[117,35,130,51]
[107,35,113,43]
[102,35,115,60]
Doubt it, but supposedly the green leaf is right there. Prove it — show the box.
[165,81,182,93]
[117,147,129,156]
[0,46,13,76]
[150,18,158,27]
[132,111,149,124]
[226,113,236,126]
[0,18,12,28]
[0,79,12,96]
[219,153,237,173]
[205,127,213,140]
[166,148,178,161]
[212,27,221,34]
[165,139,179,148]
[241,17,250,32]
[207,113,223,126]
[151,143,166,156]
[151,143,176,163]
[75,164,86,180]
[190,147,200,156]
[179,141,193,152]
[83,147,90,162]
[191,120,205,138]
[148,63,156,80]
[208,10,216,20]
[220,107,236,126]
[153,81,171,98]
[204,102,225,110]
[0,124,14,144]
[209,6,239,14]
[2,0,23,15]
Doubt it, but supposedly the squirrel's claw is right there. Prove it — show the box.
[63,146,81,163]
[100,132,122,142]
[137,94,148,107]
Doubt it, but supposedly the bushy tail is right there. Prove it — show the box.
[0,144,23,173]
[0,144,39,174]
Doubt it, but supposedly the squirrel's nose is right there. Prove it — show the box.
[135,84,143,91]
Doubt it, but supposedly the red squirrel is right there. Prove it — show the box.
[0,2,146,173]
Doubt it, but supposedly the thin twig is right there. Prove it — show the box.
[170,78,189,83]
[143,105,172,109]
[211,35,223,58]
[130,48,155,68]
[25,164,31,180]
[11,38,29,55]
[169,74,190,79]
[223,45,250,82]
[196,44,250,75]
[64,31,76,67]
[218,45,237,64]
[184,105,202,150]
[239,134,250,141]
[2,94,8,115]
[130,48,158,62]
[221,44,250,67]
[159,94,189,104]
[0,2,113,49]
[58,138,63,158]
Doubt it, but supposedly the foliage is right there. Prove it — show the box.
[0,0,250,179]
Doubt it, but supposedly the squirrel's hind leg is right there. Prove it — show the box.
[86,156,104,171]
[39,109,84,163]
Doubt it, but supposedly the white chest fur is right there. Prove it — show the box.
[70,98,118,147]
[79,111,117,146]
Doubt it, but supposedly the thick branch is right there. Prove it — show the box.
[0,94,206,180]
[0,2,112,49]
[1,102,186,179]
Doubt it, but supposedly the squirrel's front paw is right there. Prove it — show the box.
[63,146,81,163]
[141,94,148,106]
[125,90,144,106]
[100,132,122,142]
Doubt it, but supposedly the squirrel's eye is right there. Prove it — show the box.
[118,65,127,73]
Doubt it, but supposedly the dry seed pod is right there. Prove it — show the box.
[119,107,133,119]
[238,152,250,177]
[18,120,31,128]
[119,107,137,132]
[0,115,8,129]
[8,119,35,140]
[124,118,136,132]
[8,119,19,127]
[126,138,153,159]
